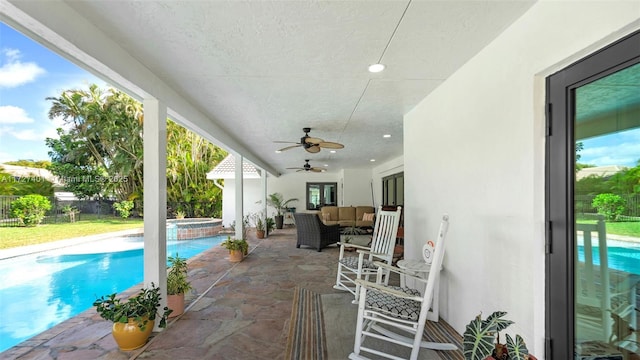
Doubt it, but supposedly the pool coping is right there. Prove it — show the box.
[0,228,144,260]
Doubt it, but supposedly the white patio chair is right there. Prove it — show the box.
[575,216,638,344]
[349,214,456,360]
[334,206,402,303]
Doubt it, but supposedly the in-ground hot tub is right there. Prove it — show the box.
[167,218,223,240]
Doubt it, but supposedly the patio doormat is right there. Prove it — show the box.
[285,287,327,360]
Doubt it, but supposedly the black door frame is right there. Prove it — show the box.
[546,30,640,359]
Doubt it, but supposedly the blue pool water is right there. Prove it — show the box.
[577,239,640,275]
[0,235,226,353]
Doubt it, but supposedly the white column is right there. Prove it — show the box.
[261,170,267,236]
[235,153,244,240]
[143,98,167,331]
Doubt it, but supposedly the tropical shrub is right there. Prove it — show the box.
[10,194,52,226]
[592,193,625,221]
[113,200,134,219]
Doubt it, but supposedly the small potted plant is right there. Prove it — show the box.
[266,192,298,229]
[93,283,172,351]
[221,236,248,262]
[265,217,276,236]
[166,254,192,318]
[463,311,536,360]
[251,212,266,239]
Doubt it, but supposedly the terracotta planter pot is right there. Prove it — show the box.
[256,230,265,239]
[112,318,154,351]
[167,293,185,318]
[229,249,244,262]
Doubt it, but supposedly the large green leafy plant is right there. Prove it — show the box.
[463,311,531,360]
[93,283,172,331]
[266,192,298,216]
[221,236,248,253]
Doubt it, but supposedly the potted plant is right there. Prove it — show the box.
[93,283,172,351]
[166,254,192,318]
[221,236,248,262]
[265,217,276,236]
[255,217,266,238]
[251,212,266,239]
[463,311,536,360]
[266,192,298,229]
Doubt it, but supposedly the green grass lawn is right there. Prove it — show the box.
[577,219,640,238]
[0,215,143,249]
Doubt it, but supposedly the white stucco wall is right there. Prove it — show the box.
[222,179,263,227]
[403,1,640,357]
[266,171,342,216]
[266,168,376,215]
[342,168,375,207]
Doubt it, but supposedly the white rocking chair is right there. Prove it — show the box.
[349,214,456,360]
[334,206,402,303]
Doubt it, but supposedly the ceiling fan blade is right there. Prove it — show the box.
[317,141,344,149]
[274,140,300,144]
[305,145,321,153]
[304,137,324,144]
[278,144,302,152]
[286,167,303,170]
[310,168,324,172]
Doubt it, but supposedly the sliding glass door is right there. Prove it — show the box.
[547,31,640,358]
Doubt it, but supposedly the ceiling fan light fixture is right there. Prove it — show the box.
[368,63,385,73]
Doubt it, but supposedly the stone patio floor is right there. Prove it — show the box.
[2,227,342,360]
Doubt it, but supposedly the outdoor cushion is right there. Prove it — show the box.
[365,286,422,321]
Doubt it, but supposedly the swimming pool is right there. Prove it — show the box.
[0,234,226,353]
[577,239,640,275]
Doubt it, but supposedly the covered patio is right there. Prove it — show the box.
[1,1,639,358]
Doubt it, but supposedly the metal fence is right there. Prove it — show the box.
[575,193,640,218]
[0,196,115,227]
[0,196,221,227]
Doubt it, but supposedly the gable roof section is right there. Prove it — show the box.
[206,155,261,180]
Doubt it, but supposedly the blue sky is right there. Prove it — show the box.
[0,21,637,168]
[0,22,104,163]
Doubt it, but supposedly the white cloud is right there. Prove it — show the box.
[9,129,41,141]
[0,105,35,124]
[0,48,46,88]
[581,141,640,167]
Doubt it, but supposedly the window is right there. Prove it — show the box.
[306,182,337,210]
[382,172,404,206]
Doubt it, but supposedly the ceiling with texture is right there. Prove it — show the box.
[4,0,536,175]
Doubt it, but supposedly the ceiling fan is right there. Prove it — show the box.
[286,159,325,173]
[275,127,344,153]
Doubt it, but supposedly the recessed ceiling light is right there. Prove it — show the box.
[368,63,385,73]
[383,134,391,138]
[330,150,336,153]
[275,150,282,153]
[324,164,328,167]
[370,159,376,162]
